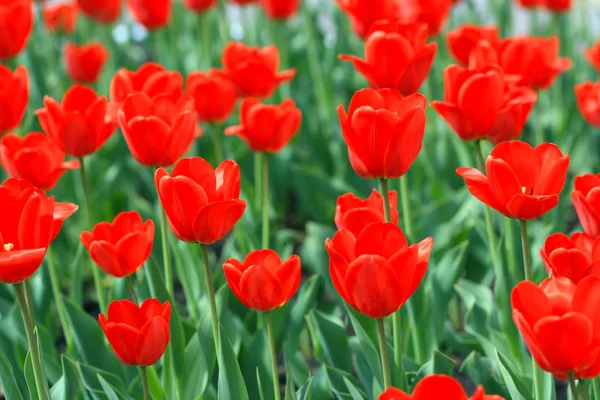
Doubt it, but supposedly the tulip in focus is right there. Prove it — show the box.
[336,0,401,38]
[0,65,29,135]
[126,0,172,30]
[43,2,78,34]
[186,70,238,123]
[446,24,500,66]
[572,173,600,239]
[76,0,121,23]
[379,375,504,399]
[0,0,34,60]
[335,190,399,237]
[261,0,300,20]
[585,40,600,73]
[575,81,600,128]
[182,0,216,12]
[64,42,109,84]
[541,232,600,283]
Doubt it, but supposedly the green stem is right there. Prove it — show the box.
[504,217,520,281]
[519,220,532,281]
[376,318,392,389]
[141,366,151,400]
[534,102,544,145]
[24,280,49,386]
[15,283,49,400]
[218,0,230,43]
[159,208,173,296]
[200,244,219,352]
[593,377,600,399]
[474,141,499,269]
[210,123,224,164]
[127,276,139,305]
[254,152,263,210]
[399,175,413,241]
[200,11,212,67]
[262,153,270,249]
[581,380,589,400]
[379,179,391,223]
[46,249,73,347]
[569,372,580,400]
[266,312,281,400]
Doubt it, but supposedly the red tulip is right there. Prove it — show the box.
[0,65,29,135]
[339,22,437,96]
[228,0,258,4]
[186,70,237,123]
[335,189,399,237]
[515,0,572,12]
[64,42,109,84]
[584,40,600,73]
[219,42,296,98]
[182,0,216,12]
[325,222,433,319]
[540,232,600,284]
[118,92,196,167]
[99,298,171,366]
[338,88,426,179]
[126,0,171,30]
[379,375,504,399]
[457,141,569,220]
[572,173,600,239]
[76,0,121,23]
[225,98,302,153]
[430,64,537,143]
[81,211,154,278]
[37,85,118,158]
[0,0,33,60]
[261,0,300,19]
[0,132,80,190]
[42,2,78,34]
[575,81,600,128]
[397,0,453,36]
[446,24,500,66]
[0,178,77,284]
[223,249,301,311]
[336,0,401,38]
[512,276,600,379]
[155,157,246,244]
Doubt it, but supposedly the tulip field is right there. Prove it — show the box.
[3,0,600,399]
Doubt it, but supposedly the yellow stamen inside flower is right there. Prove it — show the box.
[522,186,527,194]
[3,243,14,252]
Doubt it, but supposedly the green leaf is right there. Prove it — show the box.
[346,307,382,388]
[182,334,209,400]
[343,377,365,400]
[97,374,120,400]
[288,275,322,350]
[416,350,456,380]
[256,368,268,400]
[0,347,24,400]
[50,355,80,400]
[76,361,129,399]
[24,352,38,400]
[218,325,249,400]
[308,311,352,372]
[295,377,313,400]
[495,349,531,400]
[323,366,364,400]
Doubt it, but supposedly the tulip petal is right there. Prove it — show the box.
[511,280,551,326]
[88,241,125,277]
[103,322,140,365]
[355,222,407,258]
[0,248,46,284]
[456,167,503,212]
[107,299,146,329]
[277,255,301,303]
[572,276,600,342]
[192,200,246,244]
[548,249,592,283]
[135,317,171,366]
[506,194,559,220]
[239,264,284,311]
[411,375,468,399]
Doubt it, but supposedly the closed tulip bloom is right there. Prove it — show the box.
[335,189,399,237]
[126,0,171,30]
[0,65,29,135]
[43,2,78,34]
[572,173,600,239]
[182,0,216,12]
[457,141,569,220]
[37,85,117,158]
[339,22,437,96]
[186,70,237,123]
[585,41,600,73]
[431,65,537,143]
[0,132,80,190]
[76,0,120,23]
[575,81,600,128]
[155,157,246,244]
[223,250,301,311]
[118,92,196,166]
[225,98,301,152]
[99,299,171,366]
[338,88,426,179]
[0,178,78,284]
[379,375,504,399]
[446,24,500,66]
[325,222,433,319]
[64,42,109,84]
[397,0,452,36]
[0,0,33,60]
[219,42,296,98]
[336,0,400,38]
[541,232,600,283]
[261,0,300,19]
[512,276,600,379]
[81,211,154,278]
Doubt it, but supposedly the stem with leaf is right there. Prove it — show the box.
[200,244,219,351]
[127,276,139,305]
[569,372,580,400]
[266,312,281,400]
[262,153,270,249]
[376,318,392,389]
[141,366,151,400]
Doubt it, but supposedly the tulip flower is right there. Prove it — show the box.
[540,232,600,283]
[585,40,600,73]
[325,222,433,319]
[76,0,121,23]
[397,0,453,36]
[99,298,171,366]
[446,24,500,66]
[182,0,216,12]
[223,249,301,311]
[457,141,570,220]
[229,0,258,4]
[81,211,155,278]
[512,276,600,379]
[0,132,80,190]
[572,173,600,239]
[155,157,246,244]
[0,0,33,60]
[0,65,29,136]
[515,0,572,12]
[339,21,437,96]
[379,375,504,399]
[186,70,238,123]
[335,190,399,237]
[64,42,109,84]
[225,98,302,153]
[37,85,118,158]
[261,0,300,19]
[336,0,401,38]
[42,2,78,34]
[118,92,197,166]
[126,0,172,30]
[575,81,600,128]
[218,42,296,98]
[338,88,427,179]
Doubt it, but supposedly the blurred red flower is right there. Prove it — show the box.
[223,249,301,311]
[572,173,600,239]
[515,0,572,12]
[379,375,504,399]
[182,0,216,12]
[336,0,400,38]
[64,42,109,84]
[76,0,121,23]
[228,0,258,4]
[0,65,29,136]
[81,211,154,278]
[225,98,301,153]
[338,88,426,179]
[126,0,172,29]
[0,0,33,60]
[155,157,246,244]
[541,232,600,284]
[584,40,600,73]
[0,132,80,190]
[397,0,453,36]
[575,81,600,128]
[42,2,78,34]
[37,85,118,158]
[99,299,171,366]
[339,21,437,96]
[261,0,300,19]
[335,189,399,237]
[186,70,237,123]
[446,24,500,66]
[457,141,570,220]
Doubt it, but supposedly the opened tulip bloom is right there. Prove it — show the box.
[325,222,433,319]
[126,0,171,29]
[81,211,154,278]
[76,0,121,23]
[118,92,197,166]
[99,298,171,366]
[0,0,33,60]
[64,42,109,84]
[457,141,569,220]
[225,98,302,152]
[446,24,500,66]
[182,0,216,12]
[0,132,80,190]
[339,22,437,96]
[338,88,426,179]
[379,375,504,399]
[572,173,600,238]
[336,0,400,38]
[155,157,246,244]
[540,232,600,283]
[261,0,299,19]
[223,250,301,311]
[575,81,600,128]
[335,190,399,237]
[0,65,29,135]
[585,40,600,73]
[42,2,78,34]
[186,70,237,123]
